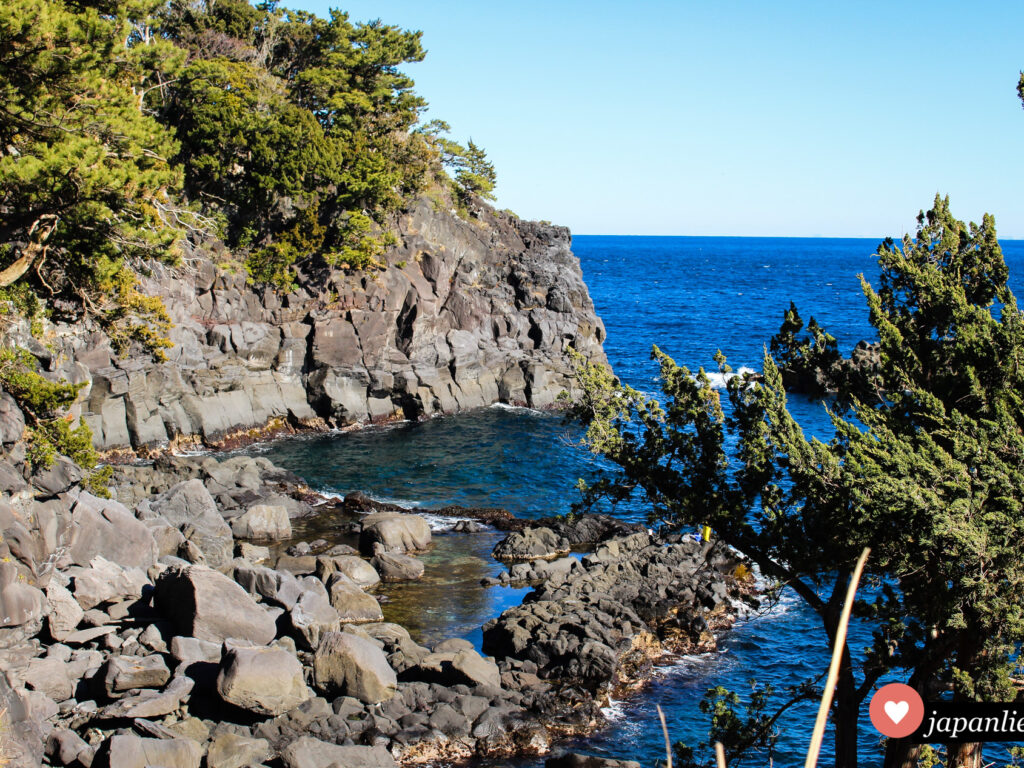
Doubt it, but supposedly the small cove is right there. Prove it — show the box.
[255,235,1024,767]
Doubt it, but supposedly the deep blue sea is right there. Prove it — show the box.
[257,235,1024,768]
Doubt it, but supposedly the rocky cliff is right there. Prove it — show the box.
[8,199,606,456]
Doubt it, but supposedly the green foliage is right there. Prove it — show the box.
[0,349,105,492]
[673,682,816,768]
[767,302,844,395]
[418,121,497,203]
[0,0,186,353]
[569,196,1024,767]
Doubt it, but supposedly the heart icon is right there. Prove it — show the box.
[885,700,909,724]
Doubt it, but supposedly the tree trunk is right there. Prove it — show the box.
[949,742,982,768]
[834,664,859,768]
[0,215,57,287]
[883,739,921,768]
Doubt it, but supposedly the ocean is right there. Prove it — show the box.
[256,235,1024,767]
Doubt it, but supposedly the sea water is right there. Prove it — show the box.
[257,235,1024,767]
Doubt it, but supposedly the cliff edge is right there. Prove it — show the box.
[8,199,606,456]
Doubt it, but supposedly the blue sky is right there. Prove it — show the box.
[292,0,1024,238]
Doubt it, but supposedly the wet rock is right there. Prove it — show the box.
[358,512,431,555]
[326,573,383,623]
[371,550,424,582]
[230,504,292,541]
[93,734,203,768]
[312,630,397,703]
[492,527,570,561]
[546,754,643,768]
[155,564,277,645]
[217,643,310,715]
[280,736,397,768]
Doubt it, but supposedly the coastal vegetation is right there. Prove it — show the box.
[570,195,1024,768]
[0,0,496,320]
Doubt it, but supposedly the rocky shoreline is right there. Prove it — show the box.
[0,423,747,768]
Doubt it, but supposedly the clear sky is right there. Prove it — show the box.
[291,0,1024,238]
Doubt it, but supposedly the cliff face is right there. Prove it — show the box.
[16,199,606,455]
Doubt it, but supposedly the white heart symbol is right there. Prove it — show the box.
[885,700,909,724]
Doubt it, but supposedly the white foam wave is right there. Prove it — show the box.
[601,697,627,722]
[312,491,484,531]
[489,402,544,416]
[702,366,757,390]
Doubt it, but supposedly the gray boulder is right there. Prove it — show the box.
[22,656,74,702]
[0,560,46,633]
[67,556,148,610]
[68,493,158,569]
[150,480,233,567]
[492,527,570,561]
[280,736,396,768]
[316,555,380,588]
[358,512,431,554]
[98,675,193,719]
[102,654,171,697]
[206,732,271,768]
[217,643,310,715]
[0,392,25,445]
[230,504,292,541]
[155,564,277,645]
[288,577,340,650]
[326,573,383,623]
[371,550,425,582]
[312,630,397,703]
[94,734,202,768]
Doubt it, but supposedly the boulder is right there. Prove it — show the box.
[0,391,25,445]
[492,527,570,561]
[206,732,271,768]
[45,729,91,768]
[0,673,46,768]
[326,574,383,623]
[288,578,341,650]
[217,643,310,716]
[316,555,380,588]
[23,656,74,702]
[98,675,193,719]
[371,550,424,582]
[150,480,233,568]
[280,736,397,768]
[67,556,148,610]
[102,654,171,697]
[358,512,431,555]
[405,648,501,689]
[312,631,397,703]
[94,734,202,768]
[230,504,292,541]
[67,493,159,570]
[31,456,83,496]
[0,560,47,632]
[155,565,277,645]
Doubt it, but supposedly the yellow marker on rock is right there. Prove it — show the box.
[701,525,712,542]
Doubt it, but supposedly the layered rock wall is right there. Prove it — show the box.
[10,199,606,455]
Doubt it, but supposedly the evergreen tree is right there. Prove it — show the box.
[569,196,1024,768]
